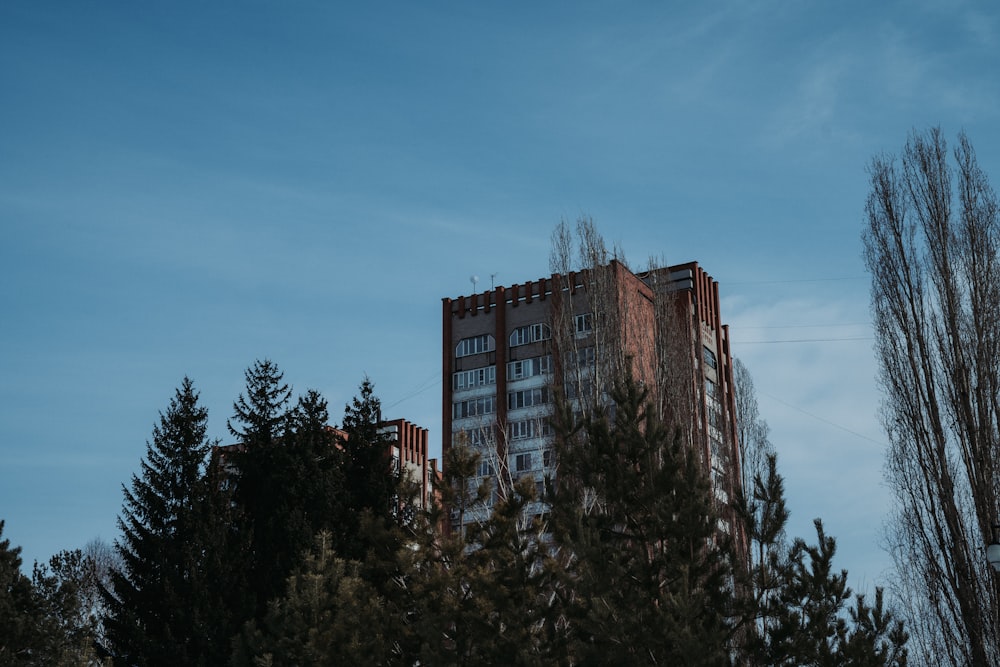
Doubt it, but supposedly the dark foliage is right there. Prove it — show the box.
[547,377,734,665]
[105,377,233,666]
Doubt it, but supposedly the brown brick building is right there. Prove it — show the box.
[441,260,742,542]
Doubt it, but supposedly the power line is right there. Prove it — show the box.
[736,322,870,330]
[758,390,886,446]
[725,276,868,286]
[738,336,873,344]
[385,373,442,410]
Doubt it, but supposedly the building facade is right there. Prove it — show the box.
[380,417,440,512]
[441,260,742,542]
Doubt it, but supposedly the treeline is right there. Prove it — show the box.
[1,360,907,665]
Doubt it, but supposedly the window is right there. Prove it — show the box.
[456,334,495,358]
[535,480,546,500]
[508,387,551,410]
[510,323,551,347]
[477,460,494,477]
[510,419,553,441]
[705,378,717,399]
[712,467,728,503]
[453,365,496,390]
[710,436,727,464]
[469,426,492,446]
[566,346,595,370]
[575,312,593,335]
[564,379,593,400]
[703,345,718,370]
[515,452,532,472]
[708,401,723,428]
[507,355,552,380]
[453,396,495,419]
[454,426,493,447]
[543,449,553,468]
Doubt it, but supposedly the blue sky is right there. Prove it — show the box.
[3,1,1000,599]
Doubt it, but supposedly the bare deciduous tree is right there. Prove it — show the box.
[549,217,631,419]
[548,218,693,432]
[863,127,1000,666]
[733,358,775,502]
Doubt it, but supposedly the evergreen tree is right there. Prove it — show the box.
[229,362,350,627]
[340,378,398,519]
[404,442,555,666]
[31,549,107,664]
[757,520,908,666]
[105,377,227,666]
[231,531,393,667]
[547,377,734,665]
[400,438,488,664]
[227,359,293,451]
[283,389,349,556]
[0,520,48,663]
[735,453,790,663]
[457,475,553,665]
[228,360,297,620]
[337,378,405,565]
[736,455,908,666]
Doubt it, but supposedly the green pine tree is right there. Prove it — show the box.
[105,377,227,666]
[735,454,908,666]
[404,442,556,666]
[30,549,108,664]
[229,362,358,630]
[230,531,393,667]
[336,379,407,567]
[227,360,297,620]
[547,376,734,666]
[0,520,49,664]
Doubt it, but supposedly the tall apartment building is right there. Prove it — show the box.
[441,260,742,541]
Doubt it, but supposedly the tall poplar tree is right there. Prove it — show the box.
[863,128,1000,665]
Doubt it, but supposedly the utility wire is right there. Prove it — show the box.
[725,276,867,285]
[737,322,870,329]
[758,390,886,446]
[738,336,873,344]
[385,373,442,410]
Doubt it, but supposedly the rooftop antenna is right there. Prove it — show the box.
[470,275,479,293]
[491,273,497,290]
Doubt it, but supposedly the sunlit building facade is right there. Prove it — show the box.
[441,260,742,544]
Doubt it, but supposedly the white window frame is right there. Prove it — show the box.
[509,418,553,441]
[456,334,495,358]
[508,387,551,410]
[453,365,496,390]
[703,345,718,370]
[507,355,552,380]
[453,395,496,419]
[510,323,551,348]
